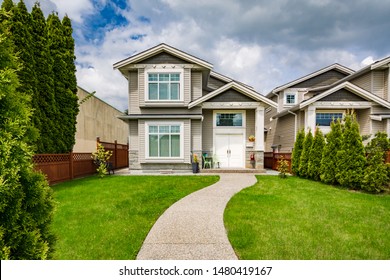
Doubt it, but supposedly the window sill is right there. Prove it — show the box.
[142,101,186,107]
[144,158,185,163]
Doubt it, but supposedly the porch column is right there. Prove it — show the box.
[306,105,316,133]
[255,106,264,151]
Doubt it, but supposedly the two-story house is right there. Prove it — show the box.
[114,44,277,172]
[265,57,390,152]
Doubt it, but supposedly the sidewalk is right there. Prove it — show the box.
[136,173,258,260]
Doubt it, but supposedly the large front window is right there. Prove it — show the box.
[316,112,343,126]
[148,73,180,100]
[148,124,181,158]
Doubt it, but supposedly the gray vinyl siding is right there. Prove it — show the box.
[246,109,255,140]
[351,72,371,92]
[184,68,191,105]
[138,52,189,64]
[208,76,228,89]
[356,109,371,136]
[372,70,385,99]
[191,119,202,151]
[265,107,277,152]
[128,120,138,150]
[371,106,390,114]
[208,89,257,102]
[202,110,213,153]
[385,69,389,101]
[138,68,145,107]
[139,120,146,162]
[371,120,384,135]
[320,89,367,102]
[293,70,347,88]
[129,71,141,114]
[183,120,191,163]
[191,71,202,101]
[274,114,295,152]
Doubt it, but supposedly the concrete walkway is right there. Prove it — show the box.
[136,173,257,260]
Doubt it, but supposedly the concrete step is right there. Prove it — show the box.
[200,168,266,174]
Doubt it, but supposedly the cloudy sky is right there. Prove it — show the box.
[6,0,390,111]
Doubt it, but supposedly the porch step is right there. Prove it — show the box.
[200,168,266,174]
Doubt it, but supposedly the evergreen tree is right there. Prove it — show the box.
[47,12,79,152]
[31,3,57,153]
[308,127,325,181]
[0,27,56,259]
[291,129,305,176]
[0,0,14,12]
[61,14,79,152]
[320,119,343,184]
[362,132,390,192]
[336,114,366,189]
[298,129,313,178]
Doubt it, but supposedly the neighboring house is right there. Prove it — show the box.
[73,86,129,152]
[265,57,390,152]
[114,44,277,171]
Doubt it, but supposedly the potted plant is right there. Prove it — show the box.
[192,154,199,173]
[248,135,255,142]
[250,153,256,168]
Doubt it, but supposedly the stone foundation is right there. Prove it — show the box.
[245,150,264,169]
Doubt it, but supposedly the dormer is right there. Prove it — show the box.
[267,63,354,112]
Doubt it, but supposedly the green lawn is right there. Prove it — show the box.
[224,175,390,260]
[51,175,219,260]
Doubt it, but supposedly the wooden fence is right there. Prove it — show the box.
[264,152,292,172]
[33,139,129,185]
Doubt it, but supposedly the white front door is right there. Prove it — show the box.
[215,133,244,168]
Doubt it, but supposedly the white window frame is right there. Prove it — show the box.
[144,67,184,102]
[213,110,246,128]
[315,110,345,127]
[145,121,184,160]
[284,91,297,105]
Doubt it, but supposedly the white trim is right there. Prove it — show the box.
[144,68,184,102]
[113,43,213,70]
[202,102,261,109]
[144,121,184,161]
[284,90,297,106]
[271,64,355,94]
[299,82,390,109]
[189,81,277,109]
[371,57,390,70]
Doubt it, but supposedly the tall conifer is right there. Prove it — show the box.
[31,3,57,153]
[308,127,325,181]
[299,129,313,178]
[0,25,55,259]
[320,119,343,184]
[336,114,366,189]
[291,129,305,176]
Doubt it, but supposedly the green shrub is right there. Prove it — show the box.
[277,156,290,178]
[336,114,366,189]
[320,119,343,185]
[298,129,313,178]
[291,129,305,176]
[92,144,113,178]
[308,127,325,181]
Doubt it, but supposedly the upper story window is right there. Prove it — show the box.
[316,112,343,126]
[284,92,297,105]
[147,73,181,101]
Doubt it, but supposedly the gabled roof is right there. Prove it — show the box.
[370,56,390,70]
[188,81,277,109]
[266,63,355,97]
[113,43,213,71]
[272,81,390,119]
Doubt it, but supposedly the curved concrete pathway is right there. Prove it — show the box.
[136,173,257,260]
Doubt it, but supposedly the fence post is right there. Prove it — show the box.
[69,152,74,180]
[114,140,118,168]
